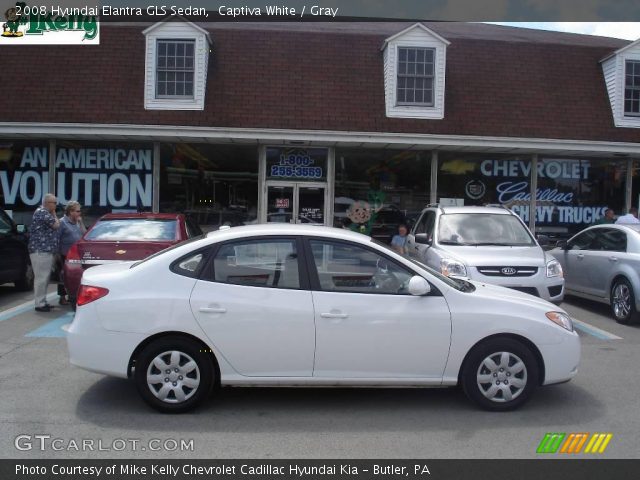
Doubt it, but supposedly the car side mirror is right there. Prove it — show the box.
[408,276,431,296]
[16,224,26,234]
[536,234,550,247]
[414,233,432,245]
[556,240,568,250]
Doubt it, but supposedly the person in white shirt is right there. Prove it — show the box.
[615,207,640,224]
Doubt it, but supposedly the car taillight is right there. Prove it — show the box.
[66,243,82,264]
[77,285,109,306]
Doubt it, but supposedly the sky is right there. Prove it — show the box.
[490,23,640,40]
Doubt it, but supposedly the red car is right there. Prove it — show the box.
[64,213,202,309]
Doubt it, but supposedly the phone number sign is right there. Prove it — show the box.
[270,153,323,179]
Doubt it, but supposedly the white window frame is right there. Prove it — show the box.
[396,46,435,107]
[383,24,449,120]
[155,39,196,100]
[623,57,640,118]
[143,20,210,111]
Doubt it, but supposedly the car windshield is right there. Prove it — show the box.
[370,238,471,291]
[438,213,535,246]
[85,219,178,241]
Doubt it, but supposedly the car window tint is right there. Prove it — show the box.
[0,215,11,234]
[413,212,427,235]
[86,219,177,241]
[567,230,597,250]
[594,228,627,252]
[424,211,436,238]
[309,240,413,295]
[170,251,207,278]
[212,239,300,289]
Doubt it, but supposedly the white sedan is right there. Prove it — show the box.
[67,224,580,413]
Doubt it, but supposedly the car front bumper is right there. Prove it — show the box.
[466,268,565,303]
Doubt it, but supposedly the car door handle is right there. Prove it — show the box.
[609,256,619,262]
[199,307,227,314]
[320,312,348,319]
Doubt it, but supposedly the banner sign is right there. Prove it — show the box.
[0,146,153,209]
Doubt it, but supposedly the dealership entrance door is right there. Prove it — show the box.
[265,182,327,225]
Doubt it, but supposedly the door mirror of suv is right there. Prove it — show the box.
[556,240,568,250]
[16,224,26,234]
[408,276,431,296]
[414,233,432,245]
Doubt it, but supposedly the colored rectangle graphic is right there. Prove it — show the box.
[537,433,612,454]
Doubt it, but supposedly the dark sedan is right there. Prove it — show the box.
[0,208,33,291]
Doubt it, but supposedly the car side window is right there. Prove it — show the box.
[185,217,203,238]
[171,251,207,278]
[211,239,300,289]
[424,211,436,241]
[412,212,427,235]
[309,239,413,295]
[0,216,11,234]
[594,228,627,252]
[567,230,597,250]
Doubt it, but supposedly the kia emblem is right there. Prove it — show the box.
[501,267,517,275]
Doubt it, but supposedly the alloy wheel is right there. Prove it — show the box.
[612,283,631,320]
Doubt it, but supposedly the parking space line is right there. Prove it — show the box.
[572,319,623,340]
[25,312,73,338]
[0,293,58,322]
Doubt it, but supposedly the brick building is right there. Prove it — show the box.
[2,20,640,238]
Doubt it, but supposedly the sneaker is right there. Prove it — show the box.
[35,305,51,312]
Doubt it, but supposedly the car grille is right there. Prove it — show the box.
[507,286,539,297]
[476,266,538,277]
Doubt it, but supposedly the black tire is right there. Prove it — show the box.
[14,262,34,291]
[461,338,539,412]
[134,337,214,413]
[610,278,637,325]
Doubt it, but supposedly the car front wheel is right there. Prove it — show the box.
[134,337,214,413]
[610,278,637,325]
[461,338,539,411]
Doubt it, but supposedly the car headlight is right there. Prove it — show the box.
[546,311,573,331]
[440,258,467,277]
[546,258,563,278]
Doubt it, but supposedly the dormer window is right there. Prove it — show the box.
[396,47,435,106]
[382,24,449,120]
[143,17,211,111]
[624,60,640,116]
[156,39,195,98]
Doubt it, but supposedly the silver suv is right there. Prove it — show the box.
[406,205,564,303]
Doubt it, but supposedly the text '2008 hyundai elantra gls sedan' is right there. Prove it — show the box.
[66,224,580,413]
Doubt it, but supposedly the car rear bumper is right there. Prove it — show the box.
[66,304,143,378]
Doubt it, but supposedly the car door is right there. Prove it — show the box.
[190,237,316,377]
[559,229,597,294]
[585,228,627,298]
[407,210,437,267]
[0,210,23,283]
[306,238,452,379]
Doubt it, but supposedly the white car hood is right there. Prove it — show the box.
[437,245,546,266]
[466,279,560,311]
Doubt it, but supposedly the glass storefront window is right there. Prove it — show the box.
[160,143,258,232]
[266,147,327,182]
[534,157,626,238]
[334,149,430,243]
[0,140,49,225]
[55,140,154,228]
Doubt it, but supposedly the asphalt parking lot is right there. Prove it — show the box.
[0,284,638,459]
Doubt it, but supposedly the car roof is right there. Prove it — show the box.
[98,213,184,221]
[427,206,514,215]
[205,223,372,242]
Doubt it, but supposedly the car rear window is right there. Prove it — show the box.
[85,219,178,241]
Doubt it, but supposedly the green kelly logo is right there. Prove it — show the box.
[2,2,98,41]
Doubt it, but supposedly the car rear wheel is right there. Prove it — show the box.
[14,262,34,291]
[134,337,214,413]
[461,338,538,411]
[610,278,637,325]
